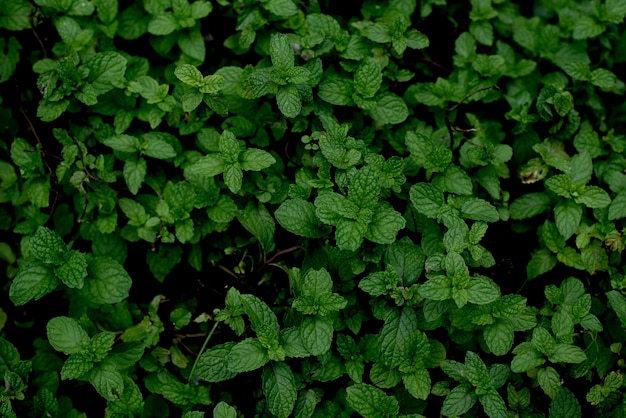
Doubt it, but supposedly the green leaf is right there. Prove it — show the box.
[484,320,515,356]
[317,77,354,105]
[385,237,425,286]
[366,203,406,245]
[142,133,177,159]
[572,16,605,39]
[554,200,582,240]
[276,84,301,118]
[467,276,500,305]
[270,33,294,72]
[240,149,276,171]
[275,199,326,238]
[237,202,275,254]
[335,219,366,251]
[194,342,238,383]
[240,293,280,333]
[349,166,380,208]
[608,191,626,220]
[223,164,243,193]
[549,387,581,418]
[175,64,203,87]
[56,250,88,289]
[301,316,333,356]
[47,316,90,355]
[345,383,400,418]
[61,351,93,380]
[607,290,626,327]
[123,158,147,195]
[265,0,297,16]
[262,363,297,418]
[511,343,545,372]
[80,257,132,304]
[84,51,127,95]
[0,0,31,30]
[460,198,499,222]
[479,388,507,418]
[403,369,431,400]
[148,14,178,36]
[548,344,586,364]
[370,93,409,125]
[9,260,58,306]
[464,351,491,392]
[441,384,477,417]
[184,155,225,178]
[213,401,237,418]
[420,275,452,301]
[576,186,611,208]
[103,134,140,153]
[299,268,333,297]
[227,338,269,373]
[379,308,418,368]
[30,227,66,265]
[538,367,561,399]
[409,183,444,218]
[510,192,552,219]
[354,58,382,98]
[90,362,125,401]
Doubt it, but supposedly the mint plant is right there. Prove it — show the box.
[2,0,626,416]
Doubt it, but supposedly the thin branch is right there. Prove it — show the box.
[445,85,501,142]
[256,245,303,273]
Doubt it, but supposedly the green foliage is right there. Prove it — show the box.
[2,0,626,416]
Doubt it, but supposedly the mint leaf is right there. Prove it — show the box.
[607,290,626,327]
[301,316,333,356]
[270,33,294,72]
[90,362,124,401]
[370,93,409,125]
[378,308,418,368]
[80,257,132,304]
[441,384,477,417]
[83,51,127,95]
[175,64,203,87]
[227,339,269,373]
[30,226,66,265]
[510,192,552,219]
[237,202,276,254]
[275,199,326,238]
[403,369,431,400]
[103,134,140,153]
[345,383,400,418]
[554,200,582,240]
[213,401,237,418]
[276,84,301,118]
[9,260,58,306]
[608,190,626,220]
[354,58,382,98]
[409,183,445,218]
[466,276,500,305]
[240,149,276,171]
[55,250,88,289]
[195,343,238,383]
[385,237,425,286]
[366,203,406,245]
[262,363,297,418]
[460,198,499,222]
[576,186,611,208]
[123,158,147,195]
[47,316,90,355]
[549,344,587,363]
[549,387,581,418]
